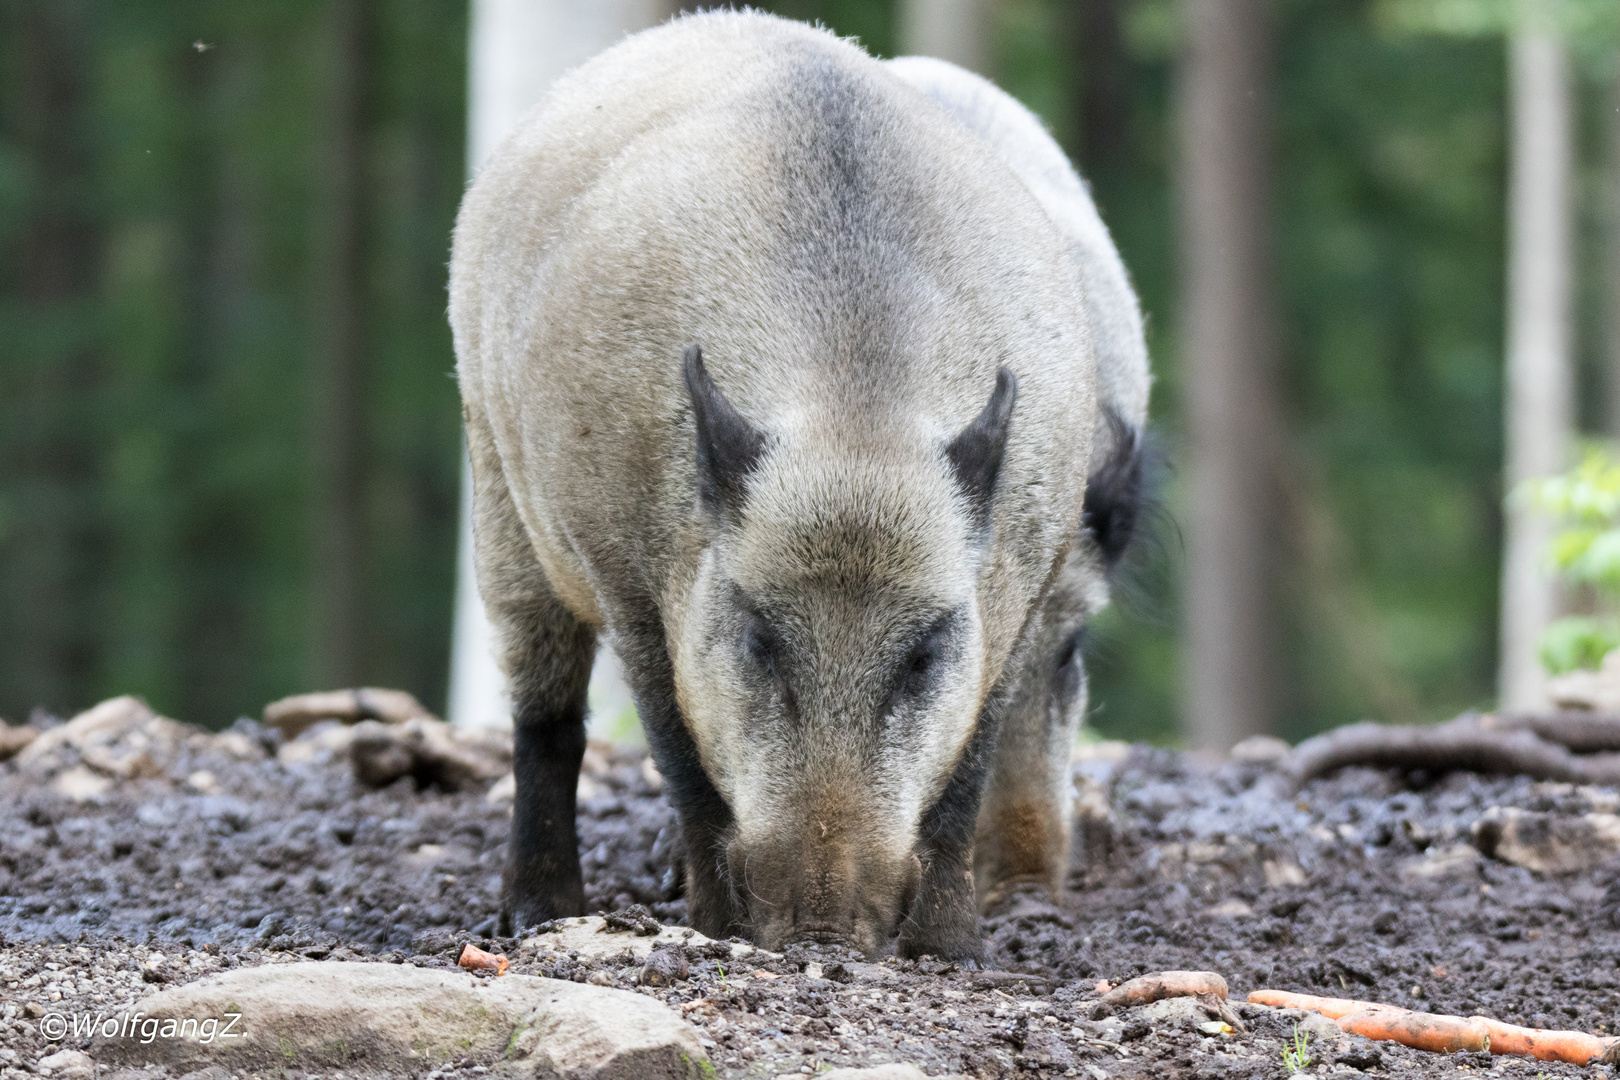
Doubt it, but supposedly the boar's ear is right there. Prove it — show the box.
[1081,408,1145,568]
[683,344,768,517]
[945,367,1017,531]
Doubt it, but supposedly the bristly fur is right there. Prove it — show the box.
[451,11,1152,959]
[1081,408,1144,569]
[889,55,1153,912]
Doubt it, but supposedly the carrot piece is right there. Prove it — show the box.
[1470,1016,1616,1065]
[1252,987,1620,1063]
[1246,990,1397,1019]
[458,942,509,976]
[1336,1008,1489,1054]
[1101,970,1227,1008]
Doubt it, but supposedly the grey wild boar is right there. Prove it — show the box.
[449,11,1148,960]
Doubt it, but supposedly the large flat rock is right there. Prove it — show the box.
[90,960,708,1078]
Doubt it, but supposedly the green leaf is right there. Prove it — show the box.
[1539,618,1620,675]
[1549,526,1601,570]
[1571,531,1620,591]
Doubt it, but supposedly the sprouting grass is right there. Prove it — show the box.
[1281,1024,1312,1072]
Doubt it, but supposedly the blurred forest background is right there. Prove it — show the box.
[3,0,1617,742]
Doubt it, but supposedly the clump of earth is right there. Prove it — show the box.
[2,699,1620,1078]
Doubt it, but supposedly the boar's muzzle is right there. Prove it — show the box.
[727,829,923,957]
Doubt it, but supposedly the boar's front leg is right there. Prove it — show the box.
[613,629,747,941]
[974,624,1085,909]
[499,595,595,933]
[899,714,1000,962]
[467,414,596,935]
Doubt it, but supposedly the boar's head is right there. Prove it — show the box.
[671,346,1016,956]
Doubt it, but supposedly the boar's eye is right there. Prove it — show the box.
[892,614,956,704]
[901,647,937,696]
[742,617,780,674]
[1054,627,1086,706]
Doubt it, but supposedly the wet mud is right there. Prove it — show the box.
[3,714,1620,1077]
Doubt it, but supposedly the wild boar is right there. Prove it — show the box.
[882,57,1150,910]
[449,11,1146,959]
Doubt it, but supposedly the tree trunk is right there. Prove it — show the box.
[1178,0,1281,750]
[3,2,99,717]
[448,0,680,731]
[1607,59,1620,438]
[311,0,369,691]
[1071,0,1129,185]
[1499,20,1573,712]
[897,0,990,73]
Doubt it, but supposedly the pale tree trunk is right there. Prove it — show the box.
[312,0,368,691]
[897,0,990,73]
[1178,0,1281,750]
[1499,21,1574,711]
[448,0,677,732]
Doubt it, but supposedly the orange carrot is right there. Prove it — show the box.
[1245,990,1398,1019]
[1336,1008,1489,1054]
[1469,1016,1616,1065]
[1250,989,1619,1064]
[1101,970,1227,1007]
[458,942,509,976]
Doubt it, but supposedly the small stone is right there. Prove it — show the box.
[509,980,709,1078]
[485,773,515,806]
[0,721,36,761]
[640,945,689,986]
[1472,806,1620,874]
[527,915,769,965]
[52,765,112,802]
[1229,734,1291,765]
[36,1050,94,1080]
[262,687,435,737]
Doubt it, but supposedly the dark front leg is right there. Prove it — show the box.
[900,708,1002,962]
[615,626,746,940]
[496,598,596,935]
[503,698,589,931]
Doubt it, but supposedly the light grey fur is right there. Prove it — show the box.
[887,57,1151,904]
[450,11,1105,953]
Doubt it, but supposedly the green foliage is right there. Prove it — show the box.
[1522,447,1620,673]
[1377,0,1620,44]
[1539,617,1620,676]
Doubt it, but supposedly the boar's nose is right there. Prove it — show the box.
[726,838,921,957]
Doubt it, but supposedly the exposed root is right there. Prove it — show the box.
[1481,711,1620,753]
[1283,714,1620,787]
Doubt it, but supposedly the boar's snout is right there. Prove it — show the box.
[727,834,922,957]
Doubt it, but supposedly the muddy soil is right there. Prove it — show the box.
[3,712,1620,1078]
